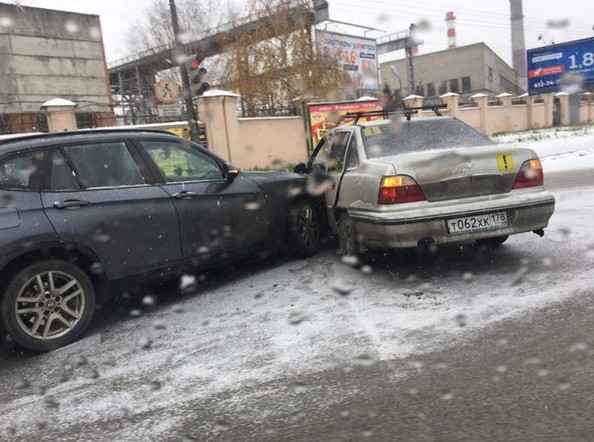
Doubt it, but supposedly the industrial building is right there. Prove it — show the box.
[0,3,114,134]
[380,42,524,102]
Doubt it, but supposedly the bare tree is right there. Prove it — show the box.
[219,0,352,116]
[125,0,228,54]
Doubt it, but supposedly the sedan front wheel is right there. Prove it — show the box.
[1,260,95,352]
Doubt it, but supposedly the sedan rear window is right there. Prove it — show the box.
[362,118,494,159]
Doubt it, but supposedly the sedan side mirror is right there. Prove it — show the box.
[293,163,308,174]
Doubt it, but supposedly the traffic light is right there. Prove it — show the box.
[185,54,210,97]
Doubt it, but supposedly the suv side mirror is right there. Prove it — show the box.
[293,163,308,174]
[223,162,240,180]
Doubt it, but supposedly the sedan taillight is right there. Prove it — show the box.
[378,175,426,204]
[512,159,544,189]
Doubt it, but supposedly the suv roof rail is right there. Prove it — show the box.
[0,127,178,145]
[341,104,448,125]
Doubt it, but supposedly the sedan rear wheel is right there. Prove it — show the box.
[1,260,95,352]
[338,212,364,257]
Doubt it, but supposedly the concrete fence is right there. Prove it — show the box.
[37,90,594,170]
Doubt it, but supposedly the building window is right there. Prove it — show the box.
[0,115,9,135]
[427,83,436,97]
[76,112,96,129]
[438,81,447,95]
[462,76,471,92]
[450,79,459,93]
[488,67,494,82]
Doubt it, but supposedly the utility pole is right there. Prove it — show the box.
[169,0,200,143]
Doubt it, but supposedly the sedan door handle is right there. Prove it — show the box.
[330,183,336,190]
[53,199,90,209]
[173,191,198,199]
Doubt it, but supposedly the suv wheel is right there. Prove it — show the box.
[1,260,95,352]
[287,199,321,257]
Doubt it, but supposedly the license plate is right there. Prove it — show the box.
[446,212,508,235]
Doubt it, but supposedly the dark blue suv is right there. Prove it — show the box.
[0,129,322,351]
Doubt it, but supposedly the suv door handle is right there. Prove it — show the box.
[53,199,90,209]
[173,191,198,199]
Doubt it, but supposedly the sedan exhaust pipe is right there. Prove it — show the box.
[533,229,545,237]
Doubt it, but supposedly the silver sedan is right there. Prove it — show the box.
[296,115,555,256]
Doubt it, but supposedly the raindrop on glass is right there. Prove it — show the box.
[288,310,307,325]
[330,279,356,296]
[293,381,308,393]
[64,21,79,34]
[138,337,153,350]
[353,354,376,367]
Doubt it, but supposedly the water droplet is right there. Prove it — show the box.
[172,304,185,314]
[90,262,103,274]
[353,354,376,367]
[495,365,507,373]
[149,380,162,391]
[441,392,454,401]
[64,21,79,33]
[0,17,14,28]
[408,360,424,369]
[330,279,356,296]
[293,381,308,393]
[142,295,155,306]
[557,380,571,391]
[569,342,587,353]
[288,310,306,325]
[542,257,553,267]
[72,355,88,367]
[462,272,474,282]
[89,26,101,40]
[435,362,448,370]
[360,265,373,274]
[524,357,542,366]
[306,171,333,196]
[129,309,142,317]
[455,314,467,327]
[101,357,117,367]
[510,267,529,286]
[537,369,550,377]
[340,410,350,417]
[491,375,502,383]
[138,337,153,350]
[16,379,30,389]
[214,418,230,432]
[244,201,261,211]
[408,388,419,396]
[497,338,508,346]
[341,255,359,267]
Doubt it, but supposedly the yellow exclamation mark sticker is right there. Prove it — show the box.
[496,153,514,171]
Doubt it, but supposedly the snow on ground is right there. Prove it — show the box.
[2,126,594,440]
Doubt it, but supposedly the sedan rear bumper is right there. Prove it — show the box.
[348,190,556,249]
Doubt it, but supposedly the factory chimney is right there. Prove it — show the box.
[445,11,456,49]
[510,0,527,89]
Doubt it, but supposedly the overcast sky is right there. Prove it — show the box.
[12,0,594,65]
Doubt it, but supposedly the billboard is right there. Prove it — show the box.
[527,37,594,95]
[307,99,383,148]
[316,30,379,91]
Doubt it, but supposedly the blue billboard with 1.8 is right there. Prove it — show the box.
[527,37,594,95]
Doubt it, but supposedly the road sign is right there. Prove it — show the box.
[527,37,594,95]
[157,103,183,118]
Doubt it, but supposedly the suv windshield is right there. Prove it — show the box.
[362,118,494,158]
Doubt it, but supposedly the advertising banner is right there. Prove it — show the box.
[316,30,379,91]
[527,37,594,95]
[307,99,383,148]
